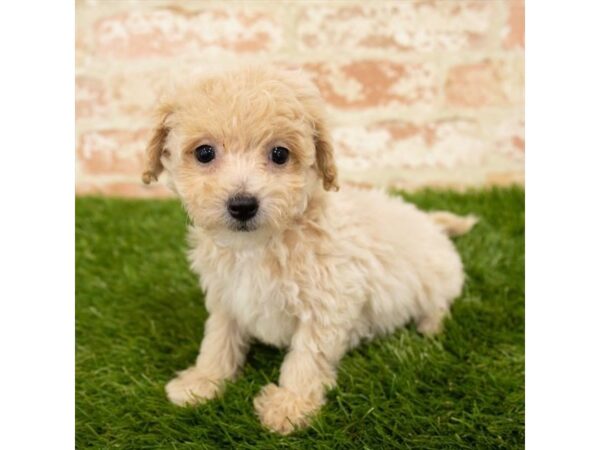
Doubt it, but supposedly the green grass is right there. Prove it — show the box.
[76,187,524,449]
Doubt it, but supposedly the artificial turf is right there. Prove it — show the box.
[76,186,524,449]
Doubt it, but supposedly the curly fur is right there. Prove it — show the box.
[142,67,476,434]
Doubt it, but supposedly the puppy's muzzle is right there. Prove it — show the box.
[227,195,259,222]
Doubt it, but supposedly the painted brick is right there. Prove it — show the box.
[75,0,525,196]
[490,115,525,158]
[110,70,169,118]
[486,171,524,186]
[75,70,172,120]
[304,61,436,109]
[503,0,525,49]
[92,6,284,58]
[445,59,524,107]
[77,181,173,198]
[332,119,488,172]
[77,129,149,176]
[75,76,108,119]
[298,1,494,53]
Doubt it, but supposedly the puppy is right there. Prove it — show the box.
[142,67,477,434]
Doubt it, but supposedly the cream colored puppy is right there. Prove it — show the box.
[142,67,476,435]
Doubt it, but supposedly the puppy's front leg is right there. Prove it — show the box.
[166,307,248,406]
[254,320,348,434]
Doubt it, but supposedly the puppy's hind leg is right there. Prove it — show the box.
[416,304,450,337]
[428,211,478,237]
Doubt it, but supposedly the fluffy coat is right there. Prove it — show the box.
[142,67,476,434]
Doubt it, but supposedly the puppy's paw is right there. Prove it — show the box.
[417,309,448,337]
[253,383,322,435]
[417,315,444,336]
[165,367,223,406]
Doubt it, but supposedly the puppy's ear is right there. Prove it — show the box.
[278,68,339,191]
[313,115,339,192]
[142,101,173,185]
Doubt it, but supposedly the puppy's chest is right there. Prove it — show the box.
[201,248,299,348]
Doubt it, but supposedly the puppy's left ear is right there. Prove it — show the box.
[281,68,339,191]
[313,115,339,192]
[142,101,173,185]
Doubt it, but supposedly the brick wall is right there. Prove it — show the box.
[76,0,524,197]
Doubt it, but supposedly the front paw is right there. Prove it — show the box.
[253,383,323,435]
[165,366,223,406]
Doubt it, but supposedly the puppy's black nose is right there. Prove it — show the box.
[227,195,259,222]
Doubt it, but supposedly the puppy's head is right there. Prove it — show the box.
[142,67,338,237]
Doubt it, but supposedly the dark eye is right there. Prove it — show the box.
[194,145,215,164]
[270,146,289,165]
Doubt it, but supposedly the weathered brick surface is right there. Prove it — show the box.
[444,58,524,107]
[503,0,525,49]
[298,1,495,53]
[304,61,436,109]
[77,129,149,176]
[75,70,169,120]
[333,119,498,172]
[90,7,284,59]
[75,0,524,196]
[75,76,108,119]
[76,181,172,198]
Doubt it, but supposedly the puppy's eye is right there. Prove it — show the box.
[194,145,215,164]
[270,146,289,165]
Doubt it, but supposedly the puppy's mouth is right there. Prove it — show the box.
[234,223,256,232]
[229,219,259,232]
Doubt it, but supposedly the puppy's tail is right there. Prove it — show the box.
[428,211,478,237]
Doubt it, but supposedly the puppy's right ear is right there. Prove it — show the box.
[313,114,339,192]
[142,101,173,185]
